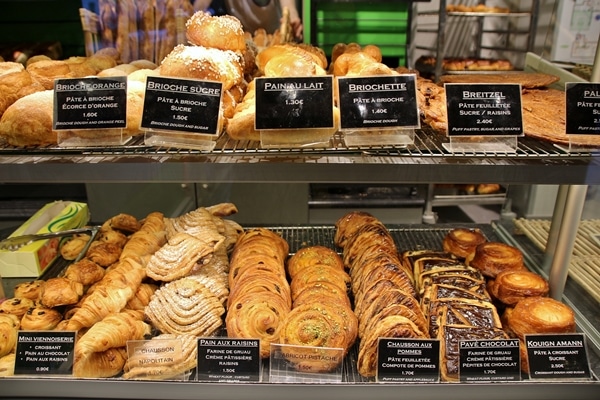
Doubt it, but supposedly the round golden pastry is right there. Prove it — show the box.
[13,280,45,301]
[287,245,345,278]
[290,264,351,298]
[292,281,351,309]
[488,269,549,306]
[20,306,63,330]
[505,296,576,338]
[278,301,357,372]
[60,233,92,260]
[185,11,246,53]
[0,297,35,318]
[0,89,56,147]
[0,70,34,116]
[160,44,244,91]
[443,227,487,259]
[0,314,20,358]
[465,241,525,278]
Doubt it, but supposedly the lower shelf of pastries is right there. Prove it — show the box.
[1,212,599,399]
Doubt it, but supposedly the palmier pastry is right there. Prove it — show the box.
[13,280,45,301]
[488,270,549,306]
[465,241,525,278]
[185,11,246,53]
[505,297,576,338]
[443,228,487,259]
[40,277,84,308]
[278,301,357,372]
[20,306,63,331]
[0,297,35,318]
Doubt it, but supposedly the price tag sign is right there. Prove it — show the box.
[141,76,223,134]
[565,82,600,135]
[459,339,521,382]
[376,338,440,382]
[525,333,592,380]
[337,74,419,130]
[14,331,76,375]
[53,77,127,130]
[445,83,523,136]
[255,76,334,130]
[196,338,261,382]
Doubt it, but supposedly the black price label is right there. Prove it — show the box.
[255,76,334,130]
[459,339,521,382]
[525,333,592,380]
[566,82,600,135]
[445,83,523,136]
[53,77,127,130]
[196,338,260,382]
[376,338,440,382]
[14,331,76,375]
[337,75,419,129]
[141,76,223,134]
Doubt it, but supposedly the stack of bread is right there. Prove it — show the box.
[278,246,357,372]
[334,211,426,378]
[225,228,291,359]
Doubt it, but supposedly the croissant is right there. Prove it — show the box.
[75,310,150,360]
[65,257,146,331]
[125,283,159,311]
[73,347,128,378]
[119,230,167,260]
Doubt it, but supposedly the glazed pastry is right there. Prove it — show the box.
[289,264,351,298]
[75,310,150,360]
[334,210,386,249]
[488,269,549,306]
[105,213,141,234]
[60,233,92,260]
[226,291,290,359]
[125,283,159,311]
[63,258,106,286]
[287,245,345,278]
[0,353,15,376]
[0,297,35,318]
[86,241,123,267]
[465,242,526,278]
[0,314,19,357]
[20,306,63,330]
[505,296,576,338]
[292,281,350,309]
[73,347,128,378]
[228,268,291,309]
[122,334,198,380]
[65,257,146,331]
[351,254,416,299]
[278,301,357,372]
[119,230,167,261]
[443,228,487,259]
[358,315,427,378]
[40,277,84,308]
[145,231,225,282]
[145,276,225,337]
[13,280,45,301]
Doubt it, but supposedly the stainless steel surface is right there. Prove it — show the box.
[548,185,588,300]
[1,130,599,185]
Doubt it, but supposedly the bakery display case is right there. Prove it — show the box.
[1,1,600,399]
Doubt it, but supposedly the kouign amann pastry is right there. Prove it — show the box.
[443,228,487,259]
[466,241,526,278]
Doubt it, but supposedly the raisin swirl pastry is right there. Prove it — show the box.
[226,291,291,359]
[13,280,45,301]
[20,306,62,330]
[0,297,35,319]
